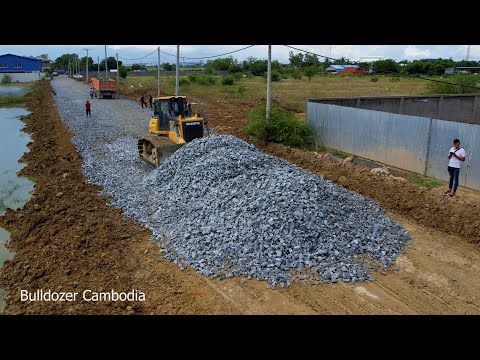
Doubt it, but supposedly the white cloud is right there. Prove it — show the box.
[403,45,431,59]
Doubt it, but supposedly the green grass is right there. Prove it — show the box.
[0,95,25,107]
[409,176,442,189]
[120,74,430,114]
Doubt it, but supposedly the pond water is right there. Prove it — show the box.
[0,106,34,312]
[0,86,27,96]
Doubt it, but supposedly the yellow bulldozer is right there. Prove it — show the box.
[138,96,211,167]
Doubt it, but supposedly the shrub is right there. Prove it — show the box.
[2,74,12,83]
[197,75,216,86]
[222,76,235,85]
[232,72,243,80]
[119,65,128,79]
[187,74,197,83]
[370,76,379,82]
[204,67,214,75]
[179,77,190,86]
[389,76,400,82]
[271,70,281,82]
[244,106,314,148]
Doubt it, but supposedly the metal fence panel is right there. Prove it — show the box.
[308,103,430,174]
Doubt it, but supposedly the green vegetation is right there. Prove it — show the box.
[2,74,12,84]
[245,105,314,148]
[427,74,480,94]
[408,176,442,189]
[119,65,128,79]
[0,95,25,107]
[370,76,379,82]
[179,77,190,86]
[221,76,235,85]
[120,74,430,113]
[197,75,216,86]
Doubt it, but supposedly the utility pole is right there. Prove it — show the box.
[467,45,471,61]
[97,56,100,78]
[83,48,92,83]
[116,53,119,91]
[157,46,161,97]
[104,45,108,79]
[68,58,70,77]
[266,45,272,122]
[175,45,180,96]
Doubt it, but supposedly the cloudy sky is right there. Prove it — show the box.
[0,45,478,64]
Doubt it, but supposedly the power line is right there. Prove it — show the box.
[283,45,480,91]
[171,45,256,59]
[118,49,158,61]
[120,45,256,61]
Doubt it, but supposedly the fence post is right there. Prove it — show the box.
[424,117,433,176]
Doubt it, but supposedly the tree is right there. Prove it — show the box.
[303,54,320,68]
[130,63,146,71]
[303,67,318,81]
[53,53,78,70]
[80,56,95,71]
[99,57,121,71]
[289,51,304,68]
[206,56,237,71]
[119,65,128,79]
[372,59,400,73]
[163,63,174,71]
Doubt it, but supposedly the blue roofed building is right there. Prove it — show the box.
[0,53,44,82]
[326,64,359,72]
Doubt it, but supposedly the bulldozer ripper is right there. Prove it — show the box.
[20,289,146,302]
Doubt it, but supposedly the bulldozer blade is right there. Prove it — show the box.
[138,136,184,167]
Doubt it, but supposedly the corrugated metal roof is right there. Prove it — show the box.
[0,53,43,62]
[326,64,360,71]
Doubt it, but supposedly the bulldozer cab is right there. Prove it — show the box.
[153,97,190,131]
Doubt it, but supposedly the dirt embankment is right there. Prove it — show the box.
[0,82,238,314]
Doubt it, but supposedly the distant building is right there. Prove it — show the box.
[336,67,368,76]
[326,64,359,72]
[36,54,51,72]
[445,67,480,75]
[0,53,44,82]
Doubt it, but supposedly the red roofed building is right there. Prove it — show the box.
[337,67,368,76]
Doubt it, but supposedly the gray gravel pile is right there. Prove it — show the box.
[51,78,411,287]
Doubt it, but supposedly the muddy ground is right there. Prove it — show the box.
[1,81,479,314]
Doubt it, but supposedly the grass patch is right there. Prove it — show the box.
[409,176,442,189]
[427,74,480,94]
[3,226,16,234]
[0,95,25,107]
[120,74,430,113]
[245,105,314,148]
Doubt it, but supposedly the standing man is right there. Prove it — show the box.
[89,88,94,99]
[85,100,92,118]
[140,95,147,108]
[149,94,153,108]
[445,138,466,197]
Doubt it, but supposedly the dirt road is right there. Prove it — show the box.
[1,79,479,314]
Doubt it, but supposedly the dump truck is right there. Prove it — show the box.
[91,77,117,99]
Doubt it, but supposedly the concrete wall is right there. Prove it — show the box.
[308,94,480,124]
[3,72,45,82]
[307,101,480,191]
